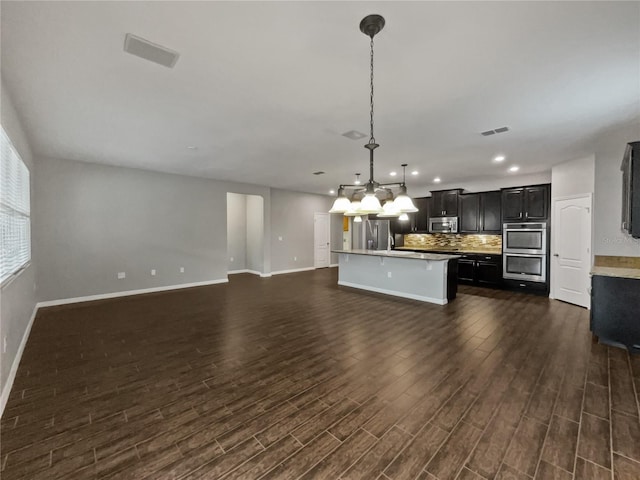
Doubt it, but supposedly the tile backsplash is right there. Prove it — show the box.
[404,233,502,250]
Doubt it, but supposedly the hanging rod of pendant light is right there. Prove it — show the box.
[329,14,418,219]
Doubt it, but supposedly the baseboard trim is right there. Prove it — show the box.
[337,280,447,305]
[271,267,315,276]
[1,304,38,418]
[330,264,338,268]
[36,279,229,308]
[227,269,249,275]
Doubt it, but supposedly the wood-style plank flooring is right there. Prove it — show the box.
[1,269,639,480]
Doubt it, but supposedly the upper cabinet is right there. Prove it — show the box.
[430,189,462,217]
[390,196,429,234]
[412,197,430,232]
[621,141,640,238]
[460,191,502,233]
[501,184,550,222]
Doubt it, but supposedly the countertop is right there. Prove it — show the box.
[395,246,502,256]
[590,266,640,280]
[332,249,460,261]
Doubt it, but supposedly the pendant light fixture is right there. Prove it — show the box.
[329,14,418,218]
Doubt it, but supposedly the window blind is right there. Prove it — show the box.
[1,126,31,284]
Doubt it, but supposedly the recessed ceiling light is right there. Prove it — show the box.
[433,177,441,183]
[329,190,335,195]
[411,171,419,176]
[494,155,505,162]
[389,171,397,176]
[186,146,198,150]
[509,166,519,172]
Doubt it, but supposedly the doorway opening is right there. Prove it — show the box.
[227,193,264,276]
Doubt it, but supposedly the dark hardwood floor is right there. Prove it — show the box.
[1,268,639,480]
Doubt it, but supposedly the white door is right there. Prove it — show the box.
[314,213,330,268]
[552,195,592,308]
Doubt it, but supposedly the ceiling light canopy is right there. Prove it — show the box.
[329,15,418,218]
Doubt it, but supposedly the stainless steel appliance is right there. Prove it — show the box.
[503,222,547,283]
[429,217,458,233]
[503,253,547,283]
[503,222,547,254]
[354,218,391,250]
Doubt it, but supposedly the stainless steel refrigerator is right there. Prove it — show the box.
[353,217,390,250]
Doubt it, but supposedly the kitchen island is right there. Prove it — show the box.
[333,249,460,304]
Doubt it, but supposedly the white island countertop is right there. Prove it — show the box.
[331,249,460,261]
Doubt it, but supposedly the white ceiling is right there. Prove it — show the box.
[2,1,639,196]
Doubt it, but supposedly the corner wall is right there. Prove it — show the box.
[1,81,38,413]
[593,122,640,257]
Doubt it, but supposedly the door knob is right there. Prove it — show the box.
[553,253,559,257]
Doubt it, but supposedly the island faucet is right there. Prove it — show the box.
[387,232,394,253]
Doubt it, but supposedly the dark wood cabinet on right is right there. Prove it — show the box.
[457,253,502,287]
[460,191,501,234]
[591,274,640,353]
[501,184,550,222]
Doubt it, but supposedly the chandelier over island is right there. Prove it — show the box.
[329,14,418,220]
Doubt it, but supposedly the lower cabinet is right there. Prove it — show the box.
[457,254,502,287]
[591,274,640,353]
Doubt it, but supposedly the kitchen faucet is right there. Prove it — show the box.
[387,232,394,253]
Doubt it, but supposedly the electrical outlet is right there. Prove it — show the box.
[151,269,156,276]
[387,272,392,278]
[294,256,297,261]
[230,257,234,262]
[180,267,185,273]
[278,236,283,241]
[117,272,126,279]
[3,336,7,354]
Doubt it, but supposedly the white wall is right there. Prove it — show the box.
[226,193,247,271]
[0,81,37,412]
[593,121,640,257]
[551,155,595,199]
[34,157,230,301]
[270,189,337,272]
[246,195,264,273]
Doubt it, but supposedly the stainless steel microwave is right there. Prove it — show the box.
[429,217,458,233]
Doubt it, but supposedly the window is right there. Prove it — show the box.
[1,126,31,284]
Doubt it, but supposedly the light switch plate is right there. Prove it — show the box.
[117,272,126,279]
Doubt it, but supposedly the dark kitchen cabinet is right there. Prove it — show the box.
[480,191,502,233]
[621,141,640,238]
[390,197,429,235]
[591,274,640,353]
[430,189,461,217]
[456,254,502,287]
[412,197,430,232]
[501,184,550,222]
[460,191,502,234]
[460,194,480,233]
[457,258,476,282]
[476,257,503,285]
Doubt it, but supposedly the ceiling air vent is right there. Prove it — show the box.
[481,126,510,136]
[124,34,180,68]
[342,130,367,140]
[313,171,325,175]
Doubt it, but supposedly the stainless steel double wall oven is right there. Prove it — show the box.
[502,222,547,283]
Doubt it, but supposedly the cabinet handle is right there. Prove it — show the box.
[485,256,492,259]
